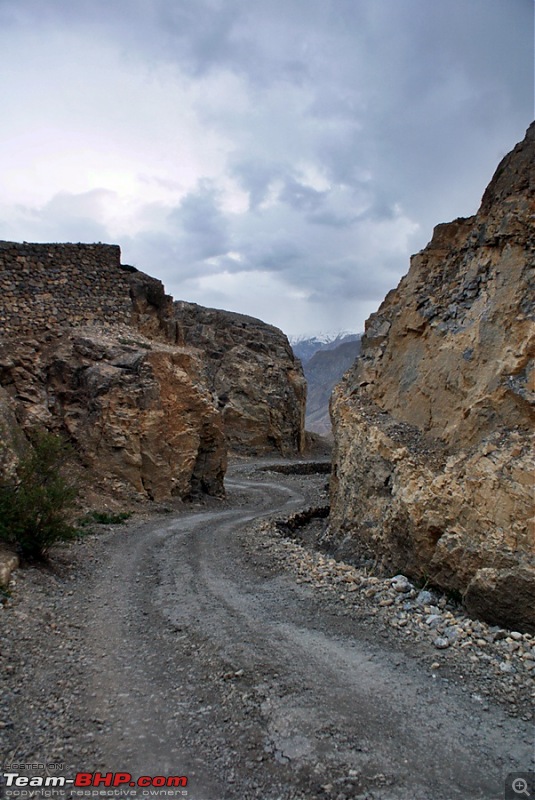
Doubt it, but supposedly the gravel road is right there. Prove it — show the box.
[1,459,533,800]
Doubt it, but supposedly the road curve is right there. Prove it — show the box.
[74,461,532,800]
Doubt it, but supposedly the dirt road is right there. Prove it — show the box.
[1,461,533,799]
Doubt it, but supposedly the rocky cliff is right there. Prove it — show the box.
[0,263,228,503]
[0,329,226,503]
[173,302,306,456]
[0,245,305,503]
[330,123,535,632]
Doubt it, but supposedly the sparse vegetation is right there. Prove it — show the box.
[0,432,79,560]
[79,510,132,526]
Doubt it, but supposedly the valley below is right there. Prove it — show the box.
[1,459,533,800]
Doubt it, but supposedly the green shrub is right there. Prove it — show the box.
[0,432,79,560]
[79,510,132,526]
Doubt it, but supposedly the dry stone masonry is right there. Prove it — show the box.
[0,242,133,335]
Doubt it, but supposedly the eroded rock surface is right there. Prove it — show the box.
[0,243,307,503]
[0,329,226,502]
[0,385,28,480]
[330,123,535,632]
[174,301,306,455]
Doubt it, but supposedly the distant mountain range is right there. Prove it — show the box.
[289,331,361,364]
[289,333,362,436]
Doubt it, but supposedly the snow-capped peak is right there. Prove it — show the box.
[289,331,362,364]
[288,330,359,346]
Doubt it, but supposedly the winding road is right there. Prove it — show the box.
[74,461,532,800]
[2,461,533,800]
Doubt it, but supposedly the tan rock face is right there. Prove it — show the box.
[174,302,306,456]
[0,248,306,503]
[0,330,226,502]
[0,264,229,503]
[330,123,535,632]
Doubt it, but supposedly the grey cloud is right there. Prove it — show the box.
[306,210,357,229]
[308,90,365,123]
[231,159,286,210]
[155,2,249,77]
[315,127,372,188]
[0,191,111,244]
[256,241,302,272]
[0,0,532,336]
[0,0,302,84]
[167,183,230,263]
[121,229,229,287]
[305,260,401,304]
[154,232,399,315]
[278,179,327,213]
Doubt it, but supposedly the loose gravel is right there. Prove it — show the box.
[0,459,533,800]
[254,467,535,718]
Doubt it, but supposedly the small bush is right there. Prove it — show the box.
[79,510,132,526]
[0,432,79,560]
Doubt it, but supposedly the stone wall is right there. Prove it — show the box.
[0,242,133,336]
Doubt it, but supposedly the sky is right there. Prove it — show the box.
[0,0,533,337]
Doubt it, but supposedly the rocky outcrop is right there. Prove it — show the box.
[173,302,306,456]
[330,123,535,632]
[0,241,307,502]
[0,328,226,502]
[0,250,228,503]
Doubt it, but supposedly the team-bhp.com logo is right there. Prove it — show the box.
[3,772,188,794]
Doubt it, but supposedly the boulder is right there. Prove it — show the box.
[0,544,19,588]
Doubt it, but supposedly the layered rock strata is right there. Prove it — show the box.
[173,302,306,456]
[330,123,535,632]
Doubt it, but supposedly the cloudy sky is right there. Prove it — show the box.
[0,0,533,336]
